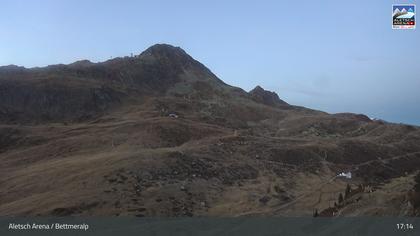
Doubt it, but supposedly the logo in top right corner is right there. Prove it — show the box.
[393,4,416,29]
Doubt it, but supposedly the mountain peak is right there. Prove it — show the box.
[249,85,288,107]
[137,43,201,71]
[69,60,93,68]
[140,44,189,58]
[251,85,265,92]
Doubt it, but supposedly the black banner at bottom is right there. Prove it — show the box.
[1,217,419,236]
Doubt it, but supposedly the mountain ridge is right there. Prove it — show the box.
[1,44,420,217]
[0,44,298,124]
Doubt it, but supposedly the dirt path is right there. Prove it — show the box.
[270,151,420,214]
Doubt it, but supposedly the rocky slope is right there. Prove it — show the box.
[0,44,419,217]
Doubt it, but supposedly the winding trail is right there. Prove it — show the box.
[271,151,420,214]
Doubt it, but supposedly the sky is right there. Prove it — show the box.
[0,0,419,125]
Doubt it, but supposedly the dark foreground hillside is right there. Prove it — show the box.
[1,44,420,217]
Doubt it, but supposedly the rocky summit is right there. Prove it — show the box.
[1,44,420,217]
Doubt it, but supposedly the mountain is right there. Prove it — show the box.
[1,44,420,217]
[249,86,288,107]
[393,8,401,17]
[0,44,228,123]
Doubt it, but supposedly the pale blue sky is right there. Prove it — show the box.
[0,0,419,125]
